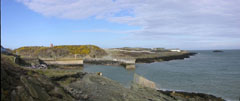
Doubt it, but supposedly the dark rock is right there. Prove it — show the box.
[213,50,223,52]
[158,90,225,101]
[82,94,89,99]
[136,52,196,63]
[1,54,74,101]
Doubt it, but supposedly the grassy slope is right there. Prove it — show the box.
[14,45,107,58]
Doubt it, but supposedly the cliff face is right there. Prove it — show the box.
[1,54,74,101]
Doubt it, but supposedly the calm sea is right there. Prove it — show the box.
[83,50,240,101]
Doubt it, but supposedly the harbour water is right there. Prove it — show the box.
[83,50,240,101]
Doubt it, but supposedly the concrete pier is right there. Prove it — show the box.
[43,59,83,65]
[120,59,136,69]
[125,64,136,69]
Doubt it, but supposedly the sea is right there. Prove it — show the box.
[83,50,240,101]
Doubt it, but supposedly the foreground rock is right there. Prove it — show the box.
[51,71,224,101]
[158,90,225,101]
[1,54,74,101]
[55,73,177,101]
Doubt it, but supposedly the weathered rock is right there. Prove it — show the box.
[1,54,74,101]
[135,52,196,63]
[158,90,225,101]
[133,73,156,89]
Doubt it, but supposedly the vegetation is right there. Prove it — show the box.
[14,45,107,58]
[31,69,82,78]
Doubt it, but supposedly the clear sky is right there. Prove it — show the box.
[1,0,240,50]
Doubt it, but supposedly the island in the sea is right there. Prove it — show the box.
[213,50,224,52]
[1,45,225,101]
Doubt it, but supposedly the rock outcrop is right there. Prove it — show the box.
[1,54,74,101]
[213,50,223,52]
[133,74,156,89]
[135,52,196,63]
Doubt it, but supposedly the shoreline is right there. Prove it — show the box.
[156,88,226,100]
[135,52,197,63]
[157,90,225,101]
[2,53,226,101]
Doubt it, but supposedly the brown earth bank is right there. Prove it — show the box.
[1,53,225,101]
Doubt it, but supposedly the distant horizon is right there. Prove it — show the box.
[2,0,240,50]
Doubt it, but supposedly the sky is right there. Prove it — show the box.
[1,0,240,50]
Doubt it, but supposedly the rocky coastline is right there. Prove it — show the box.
[2,46,226,101]
[136,52,197,63]
[158,90,224,101]
[1,53,225,101]
[83,52,197,66]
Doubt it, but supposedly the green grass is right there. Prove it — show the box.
[31,68,83,78]
[57,77,77,86]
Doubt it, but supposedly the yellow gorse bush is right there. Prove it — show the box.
[53,45,93,55]
[14,45,106,58]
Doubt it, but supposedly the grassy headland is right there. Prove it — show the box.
[14,45,107,59]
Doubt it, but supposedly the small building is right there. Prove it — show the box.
[50,43,53,47]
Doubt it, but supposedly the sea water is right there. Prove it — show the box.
[83,50,240,101]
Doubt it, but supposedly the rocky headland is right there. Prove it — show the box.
[13,45,196,68]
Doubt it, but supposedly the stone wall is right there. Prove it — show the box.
[43,60,83,65]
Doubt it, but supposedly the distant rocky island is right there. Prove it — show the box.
[213,50,224,52]
[1,45,225,101]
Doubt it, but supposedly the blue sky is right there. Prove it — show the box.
[1,0,240,50]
